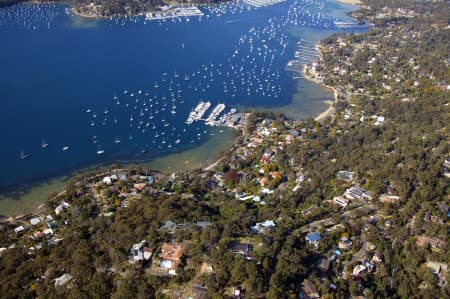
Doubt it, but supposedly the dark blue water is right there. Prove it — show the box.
[0,0,357,191]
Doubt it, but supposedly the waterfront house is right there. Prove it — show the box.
[14,226,25,234]
[55,201,71,215]
[102,176,112,185]
[30,217,41,226]
[117,172,127,181]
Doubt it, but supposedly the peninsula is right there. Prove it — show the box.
[0,0,231,17]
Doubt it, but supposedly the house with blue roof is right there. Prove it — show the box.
[305,232,321,246]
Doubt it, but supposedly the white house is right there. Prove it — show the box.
[102,176,112,185]
[14,226,25,234]
[251,220,276,234]
[30,217,41,226]
[333,196,349,207]
[344,187,373,201]
[131,240,152,262]
[54,274,73,287]
[55,201,71,215]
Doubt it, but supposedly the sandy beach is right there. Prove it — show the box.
[314,101,336,122]
[335,0,361,5]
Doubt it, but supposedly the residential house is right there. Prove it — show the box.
[336,171,355,181]
[416,236,446,251]
[189,286,207,299]
[160,220,177,233]
[102,176,112,185]
[333,196,349,207]
[131,240,152,262]
[318,257,331,273]
[33,231,44,240]
[159,243,185,275]
[301,279,320,299]
[371,251,383,263]
[43,228,54,236]
[251,220,275,234]
[260,187,273,195]
[196,221,212,229]
[14,226,25,234]
[229,243,253,257]
[133,183,146,192]
[117,172,128,181]
[55,201,71,215]
[338,237,353,251]
[344,187,373,201]
[230,286,244,298]
[301,205,319,217]
[423,211,445,225]
[259,177,269,187]
[305,232,321,246]
[30,217,41,226]
[269,171,282,180]
[379,194,400,203]
[54,273,73,287]
[352,264,367,277]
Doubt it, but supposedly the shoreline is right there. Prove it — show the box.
[0,126,237,218]
[301,54,339,123]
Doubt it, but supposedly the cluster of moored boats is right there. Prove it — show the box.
[0,3,57,29]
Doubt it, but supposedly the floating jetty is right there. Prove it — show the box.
[185,101,211,124]
[205,103,226,125]
[243,0,286,8]
[185,101,242,128]
[286,39,319,72]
